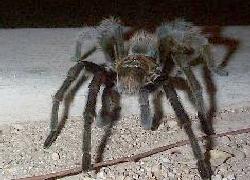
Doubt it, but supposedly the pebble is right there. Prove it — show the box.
[167,120,178,129]
[242,145,250,157]
[223,174,236,180]
[209,150,232,167]
[168,172,175,178]
[96,170,106,179]
[124,176,133,180]
[13,124,24,131]
[51,152,60,161]
[151,164,162,178]
[161,157,171,164]
[212,174,223,180]
[116,175,126,180]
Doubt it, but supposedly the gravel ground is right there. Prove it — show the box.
[1,107,250,180]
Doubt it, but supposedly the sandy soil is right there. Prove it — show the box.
[1,106,250,180]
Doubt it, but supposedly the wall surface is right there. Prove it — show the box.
[0,26,250,125]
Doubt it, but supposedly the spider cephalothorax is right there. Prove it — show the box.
[116,55,159,94]
[44,17,228,180]
[115,31,160,94]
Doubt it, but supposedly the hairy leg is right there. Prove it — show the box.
[44,71,88,148]
[151,89,164,130]
[163,80,211,179]
[45,61,87,148]
[96,85,121,127]
[82,72,103,171]
[95,87,121,171]
[139,88,153,130]
[172,54,214,135]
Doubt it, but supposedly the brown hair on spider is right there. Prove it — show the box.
[115,31,160,94]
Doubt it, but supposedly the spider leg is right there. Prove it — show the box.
[96,85,121,128]
[82,72,103,171]
[44,71,87,148]
[44,61,87,148]
[139,88,154,130]
[151,89,164,130]
[163,80,211,180]
[172,54,214,135]
[95,86,121,171]
[202,44,228,76]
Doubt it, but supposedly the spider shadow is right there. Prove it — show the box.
[202,26,240,68]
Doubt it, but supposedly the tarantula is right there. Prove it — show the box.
[44,17,228,179]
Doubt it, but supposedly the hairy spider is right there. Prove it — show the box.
[44,17,228,179]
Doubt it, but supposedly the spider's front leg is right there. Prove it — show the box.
[44,70,88,148]
[172,54,214,135]
[95,84,121,170]
[139,88,153,130]
[44,61,87,148]
[96,84,121,127]
[163,80,212,180]
[82,72,103,171]
[139,88,164,130]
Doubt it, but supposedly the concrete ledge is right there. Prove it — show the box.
[1,27,250,125]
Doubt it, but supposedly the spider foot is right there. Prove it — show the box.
[197,160,212,180]
[151,115,164,131]
[96,107,121,128]
[141,115,154,130]
[44,131,58,148]
[82,153,92,172]
[198,113,215,135]
[96,110,113,128]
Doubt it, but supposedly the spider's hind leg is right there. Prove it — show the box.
[163,80,211,179]
[172,54,214,135]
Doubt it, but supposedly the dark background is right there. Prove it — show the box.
[0,0,250,28]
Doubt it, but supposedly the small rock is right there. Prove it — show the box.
[168,172,175,178]
[217,163,229,174]
[124,176,133,180]
[161,157,171,164]
[211,174,223,180]
[51,152,60,161]
[151,164,162,178]
[224,174,236,180]
[210,150,232,167]
[242,145,250,157]
[13,124,24,131]
[167,120,178,129]
[97,170,106,179]
[116,175,125,180]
